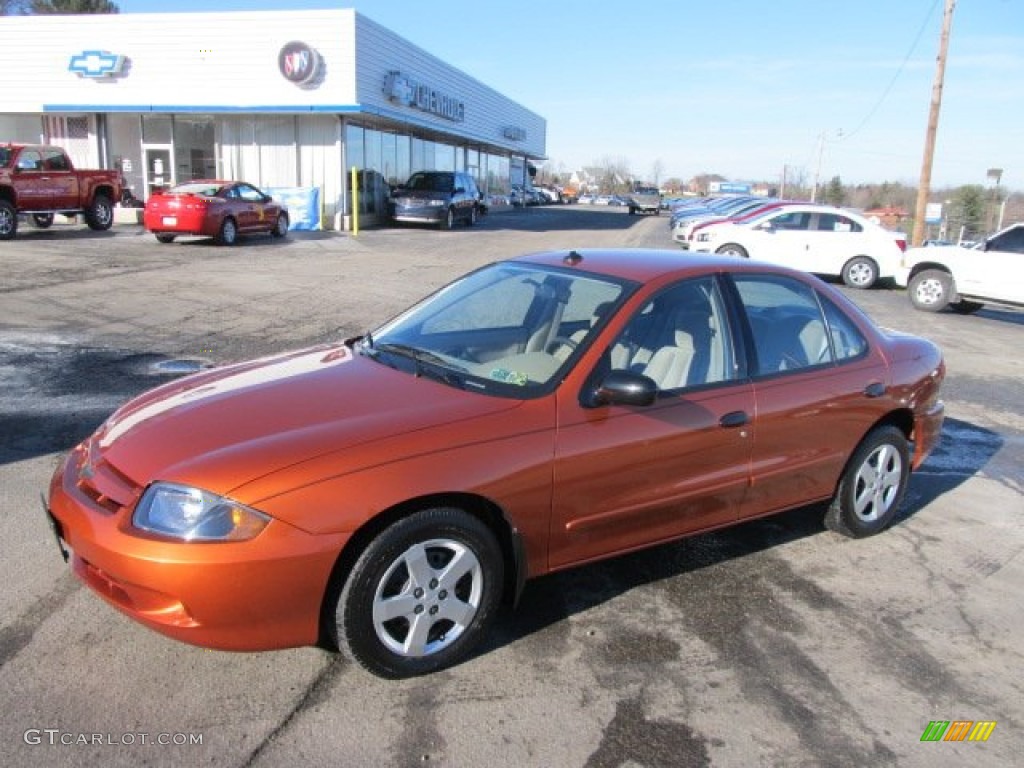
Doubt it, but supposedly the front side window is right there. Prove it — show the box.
[987,225,1024,254]
[604,276,737,391]
[814,213,862,232]
[17,150,42,171]
[767,211,810,231]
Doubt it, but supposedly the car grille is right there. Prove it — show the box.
[74,440,140,514]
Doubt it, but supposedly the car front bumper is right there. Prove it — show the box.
[46,448,349,651]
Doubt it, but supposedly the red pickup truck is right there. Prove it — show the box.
[0,143,124,239]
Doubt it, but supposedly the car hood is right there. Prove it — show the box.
[95,344,521,497]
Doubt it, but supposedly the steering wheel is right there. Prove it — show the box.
[545,336,578,355]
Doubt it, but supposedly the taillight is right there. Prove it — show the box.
[896,238,907,252]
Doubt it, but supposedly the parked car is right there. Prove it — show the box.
[143,180,289,245]
[895,222,1024,312]
[0,143,124,239]
[389,171,482,229]
[692,204,907,288]
[45,248,945,678]
[672,199,784,246]
[577,193,596,205]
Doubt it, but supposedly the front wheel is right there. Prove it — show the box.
[468,205,478,227]
[825,426,910,538]
[334,507,503,678]
[84,194,113,231]
[716,243,749,258]
[33,213,54,228]
[0,200,17,239]
[215,217,238,245]
[842,256,879,289]
[908,269,953,312]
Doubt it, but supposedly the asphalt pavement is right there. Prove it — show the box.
[1,206,1022,767]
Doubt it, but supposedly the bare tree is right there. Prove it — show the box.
[31,0,119,12]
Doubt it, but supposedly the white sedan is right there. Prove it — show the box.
[691,204,907,288]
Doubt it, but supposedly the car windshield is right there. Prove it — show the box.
[168,182,226,197]
[363,262,632,398]
[404,173,453,192]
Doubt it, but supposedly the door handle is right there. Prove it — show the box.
[864,382,886,398]
[719,411,749,428]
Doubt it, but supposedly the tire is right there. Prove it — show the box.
[951,300,983,315]
[716,243,749,258]
[84,194,113,231]
[334,507,503,678]
[468,205,478,227]
[33,213,54,228]
[0,199,16,240]
[155,233,176,244]
[441,207,456,230]
[271,212,289,238]
[908,269,952,312]
[215,217,238,245]
[825,426,910,538]
[841,256,879,289]
[628,206,636,216]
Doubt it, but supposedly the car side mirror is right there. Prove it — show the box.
[584,370,658,408]
[757,222,774,232]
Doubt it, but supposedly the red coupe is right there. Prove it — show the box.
[143,180,289,245]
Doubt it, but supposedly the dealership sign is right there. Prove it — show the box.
[278,41,321,86]
[68,50,125,78]
[384,70,465,123]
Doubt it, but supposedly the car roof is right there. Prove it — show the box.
[512,248,795,283]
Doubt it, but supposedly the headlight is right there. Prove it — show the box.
[133,482,270,542]
[696,232,710,242]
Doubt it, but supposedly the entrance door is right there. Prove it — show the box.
[143,146,173,198]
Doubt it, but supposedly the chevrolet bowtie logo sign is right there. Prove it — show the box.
[68,50,125,78]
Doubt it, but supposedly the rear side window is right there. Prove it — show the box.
[733,274,865,374]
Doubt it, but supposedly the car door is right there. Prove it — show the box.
[729,273,892,518]
[234,183,267,231]
[13,149,45,208]
[40,148,78,211]
[963,226,1024,303]
[548,276,756,570]
[751,209,814,270]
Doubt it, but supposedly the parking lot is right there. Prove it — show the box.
[2,205,1022,767]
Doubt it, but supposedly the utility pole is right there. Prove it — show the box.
[811,132,825,203]
[912,0,956,247]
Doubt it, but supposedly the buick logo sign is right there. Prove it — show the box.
[278,41,321,86]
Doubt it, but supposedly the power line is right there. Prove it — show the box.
[839,0,943,142]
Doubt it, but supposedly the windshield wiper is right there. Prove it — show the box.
[372,343,468,388]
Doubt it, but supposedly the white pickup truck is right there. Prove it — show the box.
[894,222,1024,313]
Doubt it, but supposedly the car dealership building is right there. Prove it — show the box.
[0,9,546,229]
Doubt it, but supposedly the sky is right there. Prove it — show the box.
[116,0,1024,190]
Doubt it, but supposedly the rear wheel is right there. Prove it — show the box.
[333,507,503,678]
[842,256,879,289]
[0,200,17,239]
[825,426,909,538]
[908,269,952,312]
[215,217,238,245]
[32,213,54,228]
[716,243,749,258]
[84,194,113,231]
[155,233,176,244]
[271,212,289,238]
[468,205,478,227]
[441,207,456,230]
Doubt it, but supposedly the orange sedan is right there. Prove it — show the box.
[143,180,288,245]
[45,249,945,677]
